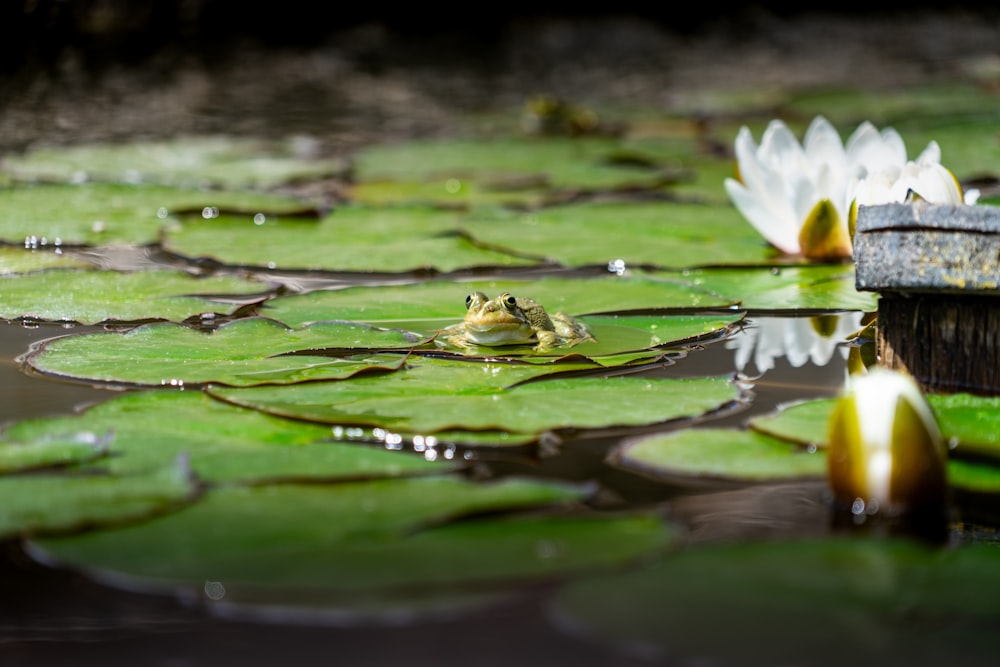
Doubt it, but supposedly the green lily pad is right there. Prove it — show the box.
[0,456,196,539]
[349,136,681,205]
[429,313,744,364]
[24,317,417,387]
[611,428,827,483]
[0,182,316,246]
[162,206,540,273]
[27,481,672,614]
[29,476,588,581]
[551,538,1000,667]
[0,135,348,189]
[209,356,742,434]
[0,247,92,275]
[262,275,735,329]
[3,391,452,483]
[459,201,777,269]
[0,431,111,473]
[647,265,879,312]
[0,269,272,324]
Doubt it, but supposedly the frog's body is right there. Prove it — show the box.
[438,291,593,351]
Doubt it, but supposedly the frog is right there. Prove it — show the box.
[438,291,594,351]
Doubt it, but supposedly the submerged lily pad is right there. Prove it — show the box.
[0,269,272,324]
[162,206,539,273]
[209,356,742,435]
[459,201,777,268]
[551,538,1000,667]
[262,275,735,329]
[0,456,196,539]
[0,182,316,246]
[24,317,416,387]
[611,428,827,483]
[2,391,452,483]
[0,135,348,190]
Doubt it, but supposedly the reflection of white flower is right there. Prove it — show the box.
[727,313,863,375]
[827,369,947,515]
[725,115,976,259]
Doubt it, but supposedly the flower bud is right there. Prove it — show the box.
[827,369,947,516]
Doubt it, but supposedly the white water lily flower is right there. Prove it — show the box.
[725,115,975,260]
[826,369,947,516]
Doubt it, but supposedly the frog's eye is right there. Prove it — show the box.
[503,294,517,308]
[465,294,474,309]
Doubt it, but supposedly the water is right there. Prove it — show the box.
[0,308,856,666]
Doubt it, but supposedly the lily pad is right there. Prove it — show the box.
[0,182,317,246]
[0,269,272,324]
[208,356,743,435]
[2,391,452,483]
[0,247,92,275]
[0,456,197,539]
[611,428,827,483]
[349,136,682,206]
[24,317,417,387]
[162,205,542,273]
[551,538,1000,667]
[459,201,777,268]
[27,482,672,613]
[647,265,880,312]
[29,476,589,583]
[0,135,348,189]
[0,431,111,473]
[261,275,736,329]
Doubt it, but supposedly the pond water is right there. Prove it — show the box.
[1,309,865,666]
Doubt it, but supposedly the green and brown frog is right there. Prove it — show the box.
[438,291,594,351]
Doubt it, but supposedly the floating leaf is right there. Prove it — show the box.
[0,269,272,324]
[611,428,827,483]
[262,275,735,329]
[209,356,742,434]
[1,135,348,189]
[0,456,196,539]
[24,317,416,387]
[552,538,1000,667]
[349,136,680,206]
[0,431,111,473]
[162,206,540,273]
[0,247,91,275]
[460,201,777,268]
[647,265,879,312]
[0,182,315,246]
[3,392,451,484]
[29,477,591,586]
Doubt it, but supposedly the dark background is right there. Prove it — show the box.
[3,1,998,73]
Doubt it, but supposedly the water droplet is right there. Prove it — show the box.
[607,258,627,275]
[253,213,266,225]
[850,498,866,515]
[445,178,462,194]
[202,206,219,219]
[91,220,106,233]
[157,207,169,219]
[204,581,226,600]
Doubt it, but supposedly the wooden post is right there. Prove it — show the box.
[854,202,1000,395]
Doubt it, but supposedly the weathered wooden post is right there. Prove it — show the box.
[853,202,1000,396]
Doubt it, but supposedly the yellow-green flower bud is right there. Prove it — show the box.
[827,369,947,516]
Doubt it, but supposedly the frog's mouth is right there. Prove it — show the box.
[463,317,536,345]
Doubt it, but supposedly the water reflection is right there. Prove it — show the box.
[726,312,865,378]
